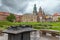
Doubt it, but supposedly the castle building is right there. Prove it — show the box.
[0,12,9,21]
[21,4,38,22]
[45,15,53,22]
[0,4,55,22]
[15,15,22,22]
[21,14,37,22]
[21,4,46,22]
[53,13,60,21]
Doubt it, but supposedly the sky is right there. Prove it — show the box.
[0,0,60,15]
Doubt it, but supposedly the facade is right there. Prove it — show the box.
[15,15,22,22]
[53,13,60,21]
[0,12,21,22]
[45,15,53,22]
[21,14,37,22]
[0,12,9,21]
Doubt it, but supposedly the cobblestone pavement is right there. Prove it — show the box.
[0,31,60,40]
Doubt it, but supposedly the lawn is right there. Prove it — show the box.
[0,21,60,31]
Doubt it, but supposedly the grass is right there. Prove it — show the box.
[0,21,60,31]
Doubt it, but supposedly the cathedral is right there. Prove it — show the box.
[33,4,46,22]
[21,4,46,22]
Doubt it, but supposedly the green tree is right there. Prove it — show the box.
[7,13,16,22]
[58,17,60,21]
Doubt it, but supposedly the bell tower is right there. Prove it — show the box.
[38,7,45,17]
[33,4,37,15]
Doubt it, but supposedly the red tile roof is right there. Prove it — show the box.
[0,12,10,16]
[53,13,60,16]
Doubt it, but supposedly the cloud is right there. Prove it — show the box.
[0,0,60,15]
[24,0,60,14]
[2,0,29,13]
[40,0,60,14]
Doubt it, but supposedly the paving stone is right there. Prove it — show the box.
[0,31,60,40]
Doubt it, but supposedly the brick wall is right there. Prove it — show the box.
[0,12,21,22]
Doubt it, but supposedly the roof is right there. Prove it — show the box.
[3,25,36,34]
[53,13,60,16]
[0,12,10,16]
[3,28,35,34]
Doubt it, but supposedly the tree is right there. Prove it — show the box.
[7,13,16,22]
[58,17,60,21]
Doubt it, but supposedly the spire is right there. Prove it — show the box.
[33,4,37,15]
[39,7,42,13]
[39,7,45,14]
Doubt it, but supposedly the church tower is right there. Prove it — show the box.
[33,4,37,15]
[38,7,45,17]
[37,7,45,22]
